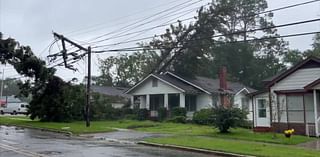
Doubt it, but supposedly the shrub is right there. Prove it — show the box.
[123,114,138,120]
[171,107,186,117]
[157,107,168,121]
[239,120,253,129]
[211,106,247,133]
[167,116,186,123]
[137,109,149,121]
[193,108,214,125]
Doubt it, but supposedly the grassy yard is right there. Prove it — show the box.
[1,115,318,157]
[135,122,312,145]
[145,136,320,157]
[0,116,157,134]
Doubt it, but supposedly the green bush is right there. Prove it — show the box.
[157,107,168,121]
[167,116,186,123]
[193,108,214,125]
[123,114,138,120]
[137,109,149,121]
[171,107,186,117]
[211,106,247,133]
[239,120,253,129]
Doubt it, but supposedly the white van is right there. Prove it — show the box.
[0,102,29,115]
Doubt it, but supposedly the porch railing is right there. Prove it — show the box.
[306,123,316,137]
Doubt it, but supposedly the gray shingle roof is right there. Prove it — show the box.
[165,73,256,94]
[153,74,202,94]
[91,86,130,99]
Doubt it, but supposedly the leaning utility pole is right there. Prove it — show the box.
[85,46,91,127]
[0,69,4,100]
[48,32,92,127]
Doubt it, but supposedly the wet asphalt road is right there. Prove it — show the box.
[0,126,219,157]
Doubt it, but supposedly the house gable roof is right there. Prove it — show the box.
[125,72,255,95]
[125,74,193,94]
[266,56,320,87]
[166,72,256,94]
[92,86,130,98]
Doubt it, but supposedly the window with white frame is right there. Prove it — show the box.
[287,95,304,123]
[257,99,267,118]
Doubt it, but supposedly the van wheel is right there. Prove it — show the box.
[13,111,17,115]
[0,111,3,115]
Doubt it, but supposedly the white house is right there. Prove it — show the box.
[125,68,255,119]
[250,57,320,136]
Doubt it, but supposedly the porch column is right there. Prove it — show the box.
[130,96,134,109]
[146,94,150,110]
[179,93,185,108]
[313,90,319,137]
[164,94,169,109]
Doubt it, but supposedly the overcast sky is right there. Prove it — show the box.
[1,0,320,81]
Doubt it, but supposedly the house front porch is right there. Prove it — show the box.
[132,93,198,118]
[272,89,320,137]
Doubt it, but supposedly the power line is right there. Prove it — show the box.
[91,17,320,49]
[93,31,320,53]
[87,0,202,43]
[88,3,208,46]
[64,0,189,36]
[90,0,320,49]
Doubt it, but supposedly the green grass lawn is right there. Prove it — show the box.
[0,116,313,145]
[145,136,320,157]
[1,115,317,157]
[135,122,313,145]
[0,116,157,134]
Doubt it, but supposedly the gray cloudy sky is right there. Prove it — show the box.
[1,0,320,81]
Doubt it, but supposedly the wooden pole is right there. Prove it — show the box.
[86,46,92,127]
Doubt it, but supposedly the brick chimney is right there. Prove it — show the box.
[219,66,227,90]
[219,66,230,108]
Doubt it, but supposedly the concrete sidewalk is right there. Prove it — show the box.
[297,139,320,150]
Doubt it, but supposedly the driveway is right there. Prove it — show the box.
[81,128,167,143]
[0,126,220,157]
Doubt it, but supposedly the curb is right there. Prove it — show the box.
[137,141,255,157]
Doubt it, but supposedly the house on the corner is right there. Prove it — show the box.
[125,68,255,119]
[91,86,130,108]
[250,57,320,137]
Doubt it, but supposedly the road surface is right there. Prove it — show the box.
[0,126,219,157]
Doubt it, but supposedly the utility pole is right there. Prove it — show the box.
[48,32,92,127]
[0,69,4,100]
[86,46,91,127]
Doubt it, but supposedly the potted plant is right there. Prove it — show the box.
[284,129,294,138]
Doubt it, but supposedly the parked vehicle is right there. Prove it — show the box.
[0,102,29,115]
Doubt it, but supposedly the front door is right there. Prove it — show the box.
[150,94,164,117]
[256,98,270,127]
[168,94,180,110]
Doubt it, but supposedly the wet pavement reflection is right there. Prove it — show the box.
[0,126,220,157]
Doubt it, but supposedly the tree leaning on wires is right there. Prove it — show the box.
[0,32,86,122]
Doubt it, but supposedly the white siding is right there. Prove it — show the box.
[196,93,213,110]
[130,77,182,95]
[234,92,253,121]
[272,68,320,90]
